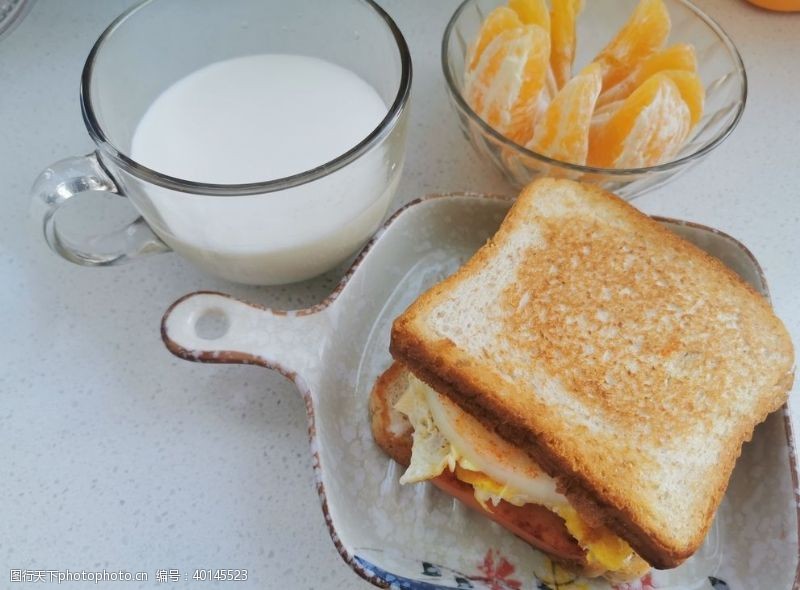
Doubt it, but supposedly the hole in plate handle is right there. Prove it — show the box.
[195,308,230,340]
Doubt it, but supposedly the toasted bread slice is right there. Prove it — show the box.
[391,178,795,568]
[368,361,414,467]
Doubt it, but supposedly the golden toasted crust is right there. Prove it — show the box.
[368,361,413,466]
[390,179,795,568]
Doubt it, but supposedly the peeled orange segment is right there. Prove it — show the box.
[544,65,558,100]
[549,0,582,89]
[527,63,602,165]
[591,0,671,90]
[597,43,698,107]
[589,99,622,141]
[504,27,552,144]
[508,0,551,32]
[661,69,705,127]
[467,6,523,71]
[464,25,551,145]
[592,99,622,123]
[746,0,800,10]
[588,73,690,168]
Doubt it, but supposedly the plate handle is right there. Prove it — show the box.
[161,291,330,384]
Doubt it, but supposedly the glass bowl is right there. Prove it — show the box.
[442,0,747,199]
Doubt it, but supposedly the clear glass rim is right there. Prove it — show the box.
[80,0,412,196]
[441,0,748,177]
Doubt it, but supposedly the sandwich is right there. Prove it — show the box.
[369,178,794,580]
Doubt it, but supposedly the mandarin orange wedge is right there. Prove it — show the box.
[508,0,559,101]
[746,0,800,11]
[508,0,551,32]
[660,69,705,127]
[589,99,622,138]
[527,63,602,165]
[597,43,697,107]
[464,24,551,145]
[467,6,523,71]
[550,0,583,89]
[591,0,671,90]
[588,72,690,168]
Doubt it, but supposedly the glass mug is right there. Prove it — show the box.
[31,0,411,285]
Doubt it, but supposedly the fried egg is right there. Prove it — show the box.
[394,374,640,574]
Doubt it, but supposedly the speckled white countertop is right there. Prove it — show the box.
[1,1,798,588]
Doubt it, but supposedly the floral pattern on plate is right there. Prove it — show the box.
[354,548,730,590]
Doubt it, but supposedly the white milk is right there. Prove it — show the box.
[128,54,399,284]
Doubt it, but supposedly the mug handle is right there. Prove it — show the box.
[30,151,170,266]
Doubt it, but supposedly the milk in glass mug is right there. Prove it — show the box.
[31,0,411,285]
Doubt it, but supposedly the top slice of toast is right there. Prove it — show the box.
[390,178,795,568]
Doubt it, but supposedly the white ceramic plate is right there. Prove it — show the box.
[161,194,799,590]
